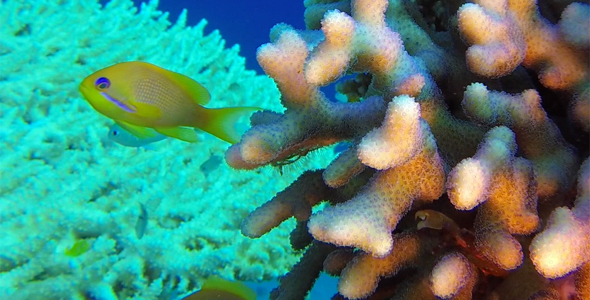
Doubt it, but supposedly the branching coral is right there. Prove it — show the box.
[530,158,590,280]
[448,126,540,270]
[231,0,590,299]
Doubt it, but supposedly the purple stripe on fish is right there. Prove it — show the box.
[100,92,136,112]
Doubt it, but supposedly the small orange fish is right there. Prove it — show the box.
[182,276,256,300]
[79,61,259,143]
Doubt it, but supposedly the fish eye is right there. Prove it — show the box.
[95,77,110,90]
[112,130,119,136]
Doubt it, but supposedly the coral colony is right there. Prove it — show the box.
[227,0,590,299]
[2,1,301,298]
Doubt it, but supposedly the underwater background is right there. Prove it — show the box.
[1,0,336,299]
[4,0,588,299]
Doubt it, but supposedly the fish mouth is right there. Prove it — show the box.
[100,92,137,113]
[79,83,90,96]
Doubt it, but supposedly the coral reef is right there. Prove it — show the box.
[230,0,590,299]
[0,0,336,299]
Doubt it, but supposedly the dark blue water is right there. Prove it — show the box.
[131,1,306,74]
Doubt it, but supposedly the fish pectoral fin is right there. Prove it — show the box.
[155,127,199,143]
[116,121,159,139]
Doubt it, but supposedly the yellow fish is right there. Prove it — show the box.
[181,276,256,300]
[79,61,258,143]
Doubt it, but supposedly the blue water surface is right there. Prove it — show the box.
[132,1,306,74]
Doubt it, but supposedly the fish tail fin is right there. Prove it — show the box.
[200,107,261,144]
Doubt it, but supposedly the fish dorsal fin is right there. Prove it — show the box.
[201,276,256,300]
[116,121,158,139]
[157,66,210,106]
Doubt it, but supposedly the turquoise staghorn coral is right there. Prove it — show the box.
[230,0,590,299]
[0,0,340,299]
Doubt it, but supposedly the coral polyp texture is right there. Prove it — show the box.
[230,0,590,299]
